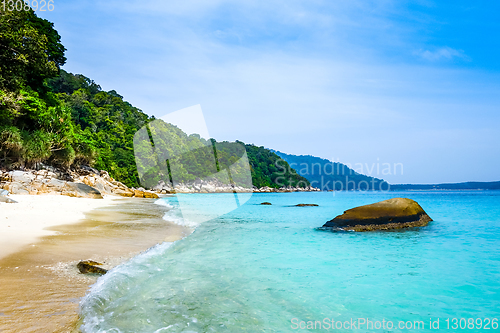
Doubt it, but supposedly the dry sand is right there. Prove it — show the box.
[0,194,117,261]
[0,194,190,333]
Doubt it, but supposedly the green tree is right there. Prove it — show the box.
[0,9,66,92]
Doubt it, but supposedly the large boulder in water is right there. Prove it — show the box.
[323,198,432,231]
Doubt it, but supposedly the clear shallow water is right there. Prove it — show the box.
[79,191,500,332]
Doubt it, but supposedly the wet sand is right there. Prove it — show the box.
[0,197,191,333]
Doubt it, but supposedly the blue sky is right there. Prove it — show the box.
[39,0,500,184]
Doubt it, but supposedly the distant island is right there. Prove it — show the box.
[390,181,500,191]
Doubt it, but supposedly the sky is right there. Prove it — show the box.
[38,0,500,184]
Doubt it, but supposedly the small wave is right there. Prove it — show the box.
[79,242,174,332]
[155,198,202,229]
[162,212,200,228]
[154,198,174,209]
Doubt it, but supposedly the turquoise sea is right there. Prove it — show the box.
[79,191,500,332]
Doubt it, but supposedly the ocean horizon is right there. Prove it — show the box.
[79,191,500,332]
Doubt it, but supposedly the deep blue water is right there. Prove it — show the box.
[79,191,500,332]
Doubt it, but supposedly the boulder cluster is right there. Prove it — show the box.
[0,166,158,199]
[254,186,321,193]
[151,179,252,194]
[151,178,320,194]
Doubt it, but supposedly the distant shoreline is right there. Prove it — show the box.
[389,181,500,191]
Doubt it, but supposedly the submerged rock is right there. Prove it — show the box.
[322,198,432,231]
[261,202,272,205]
[77,260,108,275]
[295,204,319,207]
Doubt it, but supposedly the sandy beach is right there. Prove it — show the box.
[0,194,190,332]
[0,195,117,261]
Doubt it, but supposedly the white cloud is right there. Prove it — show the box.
[415,47,470,62]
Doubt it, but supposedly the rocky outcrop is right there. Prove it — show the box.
[0,170,104,199]
[149,178,321,194]
[62,182,103,199]
[152,180,175,194]
[0,166,318,198]
[78,170,134,197]
[322,198,432,231]
[77,260,108,275]
[295,204,319,207]
[0,167,158,199]
[253,185,321,193]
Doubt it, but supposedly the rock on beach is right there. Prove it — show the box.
[77,260,108,275]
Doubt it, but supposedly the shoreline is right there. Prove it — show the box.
[0,194,191,332]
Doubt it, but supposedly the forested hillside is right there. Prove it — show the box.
[0,9,308,189]
[133,120,309,189]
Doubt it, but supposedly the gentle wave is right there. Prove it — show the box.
[156,197,202,228]
[155,196,208,230]
[154,198,174,209]
[79,241,174,332]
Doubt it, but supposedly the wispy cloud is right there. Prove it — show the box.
[415,47,470,62]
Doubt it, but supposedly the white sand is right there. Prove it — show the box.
[0,194,118,260]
